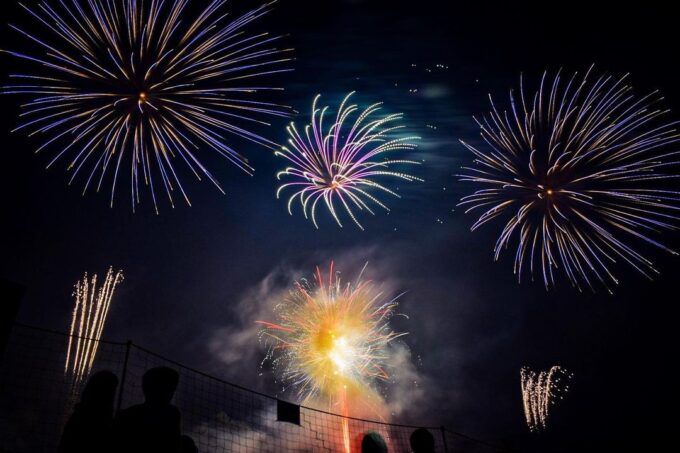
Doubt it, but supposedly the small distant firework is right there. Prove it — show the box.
[520,366,572,432]
[258,263,406,452]
[276,92,422,230]
[65,267,123,387]
[458,67,680,292]
[1,0,292,212]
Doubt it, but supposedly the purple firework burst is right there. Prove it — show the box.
[1,0,293,212]
[276,92,421,230]
[458,67,680,292]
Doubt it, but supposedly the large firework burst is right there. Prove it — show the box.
[1,0,292,212]
[458,67,680,292]
[276,92,422,230]
[258,263,405,403]
[258,263,406,452]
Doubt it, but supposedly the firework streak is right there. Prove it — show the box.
[520,366,571,432]
[65,267,123,387]
[2,0,292,212]
[276,92,422,229]
[458,67,680,292]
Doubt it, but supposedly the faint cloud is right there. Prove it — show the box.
[207,248,433,422]
[421,84,451,99]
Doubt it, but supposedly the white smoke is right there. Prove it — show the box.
[206,248,434,424]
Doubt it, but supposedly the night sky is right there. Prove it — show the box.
[1,0,678,451]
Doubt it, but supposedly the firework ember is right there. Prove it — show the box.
[65,267,123,386]
[521,366,572,432]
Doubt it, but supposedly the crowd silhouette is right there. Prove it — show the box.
[59,367,196,453]
[58,371,118,453]
[358,427,436,453]
[60,368,438,453]
[362,431,389,452]
[410,427,436,453]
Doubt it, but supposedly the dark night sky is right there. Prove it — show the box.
[1,0,679,451]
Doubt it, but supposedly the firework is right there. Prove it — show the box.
[258,263,406,451]
[65,267,123,386]
[1,0,292,213]
[520,366,571,432]
[276,92,422,230]
[458,67,680,292]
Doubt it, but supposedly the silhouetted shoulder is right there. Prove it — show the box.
[58,371,118,453]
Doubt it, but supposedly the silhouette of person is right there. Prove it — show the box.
[58,370,118,453]
[410,428,435,453]
[361,431,388,453]
[114,366,181,453]
[180,435,198,453]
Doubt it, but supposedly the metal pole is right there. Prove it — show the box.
[441,426,449,453]
[116,340,132,413]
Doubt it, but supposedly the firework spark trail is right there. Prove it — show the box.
[276,92,422,230]
[520,366,572,432]
[458,66,680,292]
[257,263,407,451]
[64,267,123,387]
[1,0,292,213]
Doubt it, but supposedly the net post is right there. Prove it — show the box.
[116,340,132,413]
[440,426,449,453]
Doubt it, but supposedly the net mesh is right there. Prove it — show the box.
[0,324,506,452]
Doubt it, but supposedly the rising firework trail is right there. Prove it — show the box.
[258,263,407,452]
[276,92,422,230]
[458,67,680,292]
[1,0,292,213]
[65,267,123,387]
[521,366,572,432]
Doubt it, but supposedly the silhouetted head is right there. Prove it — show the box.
[142,367,179,405]
[361,431,388,453]
[410,428,435,453]
[180,435,198,453]
[80,370,118,414]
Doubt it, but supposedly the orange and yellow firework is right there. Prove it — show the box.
[258,263,406,451]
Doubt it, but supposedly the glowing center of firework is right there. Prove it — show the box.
[537,187,555,199]
[330,337,351,373]
[139,92,148,103]
[314,328,355,376]
[329,181,341,190]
